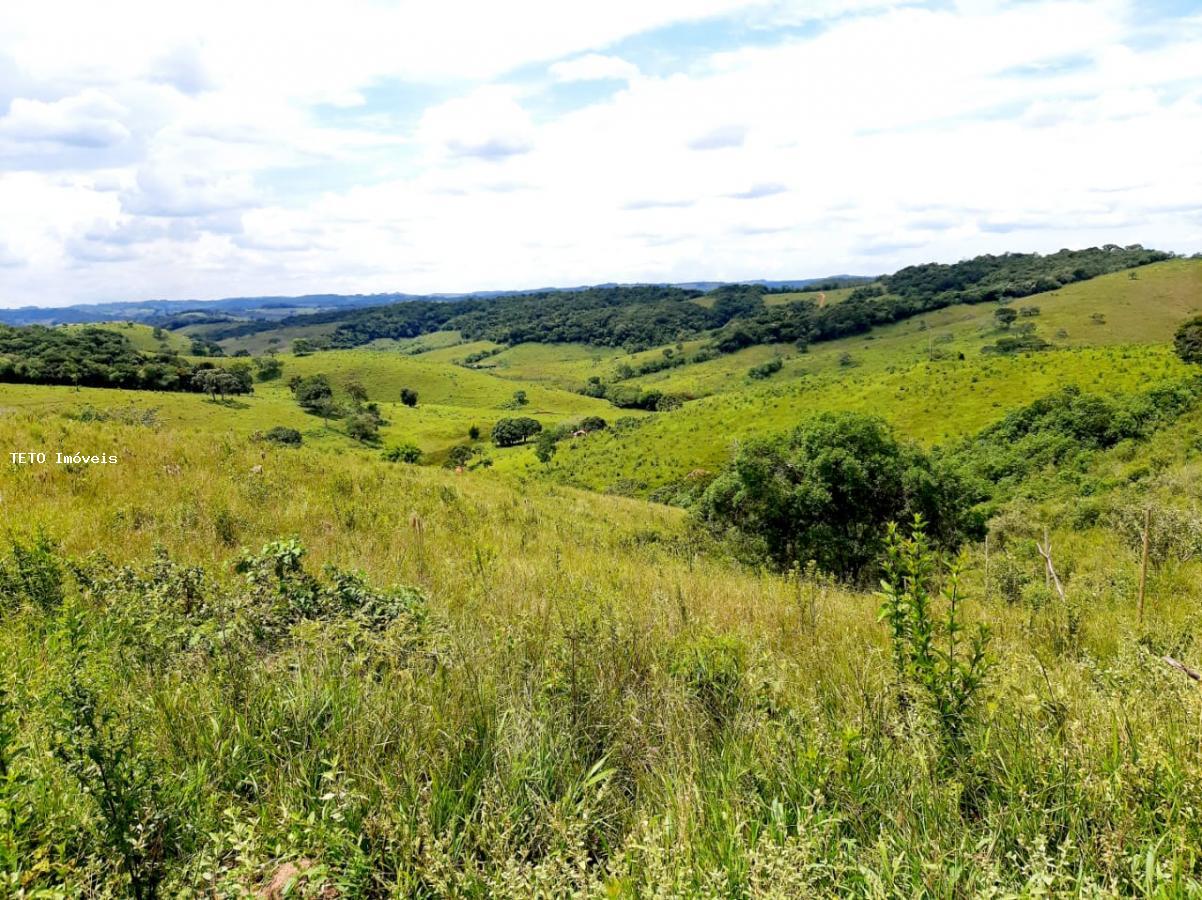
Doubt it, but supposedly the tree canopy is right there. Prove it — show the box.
[696,412,979,580]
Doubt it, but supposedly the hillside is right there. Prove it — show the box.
[3,248,1202,894]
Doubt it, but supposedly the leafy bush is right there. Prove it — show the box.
[748,357,784,380]
[697,412,979,580]
[262,426,302,446]
[382,443,422,464]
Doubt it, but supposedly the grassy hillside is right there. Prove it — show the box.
[496,260,1201,492]
[4,399,1202,893]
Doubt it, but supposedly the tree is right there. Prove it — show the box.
[579,416,607,432]
[696,412,977,581]
[512,390,528,407]
[254,356,284,381]
[191,368,242,401]
[445,444,475,468]
[491,416,542,447]
[346,413,379,444]
[400,388,418,407]
[345,380,368,404]
[226,362,254,395]
[293,339,315,356]
[1174,315,1202,366]
[291,374,334,413]
[468,424,481,440]
[534,430,557,466]
[994,307,1018,330]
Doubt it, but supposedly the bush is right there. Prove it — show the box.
[697,412,978,580]
[262,426,302,446]
[1174,315,1202,366]
[878,518,991,761]
[346,413,380,444]
[382,443,422,464]
[748,357,784,380]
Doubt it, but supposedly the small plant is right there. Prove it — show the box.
[668,633,746,728]
[0,533,63,612]
[878,517,991,761]
[51,618,176,899]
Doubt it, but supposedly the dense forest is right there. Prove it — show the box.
[712,245,1172,351]
[204,245,1172,356]
[0,325,253,394]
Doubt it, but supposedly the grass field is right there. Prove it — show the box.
[5,388,1202,893]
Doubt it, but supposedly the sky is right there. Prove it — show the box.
[0,0,1200,307]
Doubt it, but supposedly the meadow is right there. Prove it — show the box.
[2,257,1202,895]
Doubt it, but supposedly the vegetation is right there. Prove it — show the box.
[0,325,245,394]
[491,416,543,447]
[1174,314,1202,365]
[696,412,979,580]
[2,252,1202,894]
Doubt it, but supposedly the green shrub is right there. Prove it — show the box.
[262,426,302,446]
[382,443,422,464]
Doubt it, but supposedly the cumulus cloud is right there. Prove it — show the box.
[0,90,130,148]
[417,87,535,160]
[0,0,1200,304]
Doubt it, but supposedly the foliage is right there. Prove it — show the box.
[382,443,422,464]
[696,412,979,580]
[877,519,991,759]
[399,387,418,407]
[1173,315,1202,366]
[534,430,557,466]
[747,356,783,380]
[492,416,543,447]
[345,412,380,444]
[261,426,302,446]
[289,374,334,413]
[0,324,249,394]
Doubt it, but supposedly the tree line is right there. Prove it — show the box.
[200,245,1172,361]
[0,325,280,395]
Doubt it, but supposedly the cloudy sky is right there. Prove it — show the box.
[0,0,1200,307]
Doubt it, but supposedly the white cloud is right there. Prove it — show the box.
[417,87,535,161]
[549,54,640,83]
[0,0,1199,304]
[0,90,130,148]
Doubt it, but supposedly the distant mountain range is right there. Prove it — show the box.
[0,277,872,327]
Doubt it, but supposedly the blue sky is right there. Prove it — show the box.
[0,0,1200,306]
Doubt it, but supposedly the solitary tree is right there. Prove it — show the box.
[400,388,418,408]
[345,380,368,405]
[994,307,1018,330]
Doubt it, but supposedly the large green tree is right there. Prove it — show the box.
[696,412,978,581]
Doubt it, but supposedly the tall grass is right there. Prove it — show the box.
[2,409,1202,895]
